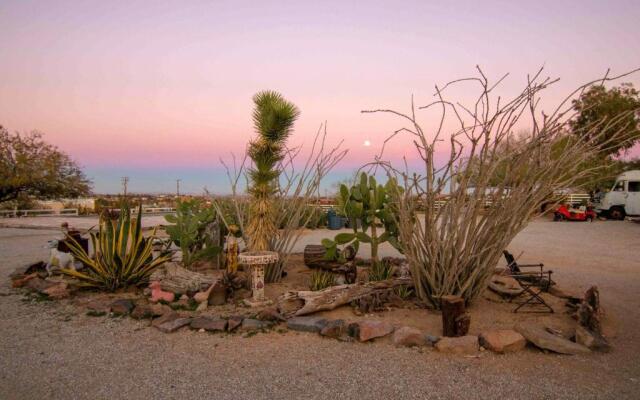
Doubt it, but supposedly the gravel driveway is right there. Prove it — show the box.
[1,219,639,399]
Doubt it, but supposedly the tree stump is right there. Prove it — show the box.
[441,295,469,337]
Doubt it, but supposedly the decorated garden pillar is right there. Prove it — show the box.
[238,251,278,306]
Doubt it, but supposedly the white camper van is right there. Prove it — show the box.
[593,170,640,219]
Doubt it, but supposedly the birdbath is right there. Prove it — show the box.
[238,251,278,307]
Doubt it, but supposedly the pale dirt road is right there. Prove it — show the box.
[1,219,639,399]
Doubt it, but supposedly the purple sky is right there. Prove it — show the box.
[1,0,639,193]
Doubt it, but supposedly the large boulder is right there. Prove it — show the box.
[515,322,590,355]
[479,329,526,353]
[392,326,427,347]
[348,320,394,342]
[435,335,479,355]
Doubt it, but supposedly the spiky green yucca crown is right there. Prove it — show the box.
[247,91,300,251]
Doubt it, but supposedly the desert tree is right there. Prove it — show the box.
[363,67,639,309]
[211,110,347,282]
[0,127,91,204]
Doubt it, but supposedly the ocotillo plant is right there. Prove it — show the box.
[322,172,402,264]
[246,91,300,252]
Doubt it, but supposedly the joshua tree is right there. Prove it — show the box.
[246,91,300,252]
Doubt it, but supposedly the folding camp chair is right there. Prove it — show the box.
[502,250,554,313]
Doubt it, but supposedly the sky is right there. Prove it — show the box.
[1,0,639,194]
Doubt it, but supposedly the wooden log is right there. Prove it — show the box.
[303,244,356,270]
[441,295,466,337]
[277,277,412,317]
[149,262,216,294]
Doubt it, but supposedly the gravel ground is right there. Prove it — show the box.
[1,219,639,399]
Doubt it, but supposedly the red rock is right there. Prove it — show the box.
[479,330,526,353]
[320,320,347,339]
[11,273,38,288]
[435,335,479,355]
[155,317,192,333]
[392,326,426,347]
[349,320,394,342]
[42,282,70,300]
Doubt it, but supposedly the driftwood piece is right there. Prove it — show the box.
[441,295,469,337]
[149,262,216,294]
[278,277,412,316]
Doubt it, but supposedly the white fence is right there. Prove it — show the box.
[0,208,79,218]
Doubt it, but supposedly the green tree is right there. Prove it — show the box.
[0,126,91,203]
[246,91,300,251]
[570,83,640,156]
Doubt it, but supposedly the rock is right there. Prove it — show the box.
[488,275,523,296]
[575,325,610,352]
[11,272,38,288]
[24,277,56,293]
[208,281,227,306]
[227,316,244,332]
[86,298,113,313]
[287,316,328,333]
[320,319,348,339]
[131,303,170,319]
[392,326,426,347]
[348,320,394,342]
[10,261,46,280]
[155,317,192,333]
[241,318,274,331]
[435,335,479,355]
[190,317,228,332]
[151,311,179,328]
[515,322,590,355]
[256,307,285,322]
[110,299,135,315]
[425,334,440,345]
[479,330,526,353]
[42,282,70,299]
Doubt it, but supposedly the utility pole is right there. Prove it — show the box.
[176,179,181,197]
[121,176,129,197]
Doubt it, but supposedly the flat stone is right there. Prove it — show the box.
[349,320,394,342]
[11,272,38,288]
[287,317,328,333]
[155,317,192,333]
[241,318,274,331]
[392,326,426,347]
[320,319,347,339]
[435,335,479,355]
[110,299,135,315]
[152,311,179,328]
[25,277,56,293]
[42,282,70,300]
[515,322,590,355]
[190,317,228,332]
[227,316,244,332]
[488,275,523,296]
[86,298,113,313]
[575,325,610,352]
[479,329,526,353]
[131,303,170,319]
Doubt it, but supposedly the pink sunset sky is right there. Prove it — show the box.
[1,0,639,193]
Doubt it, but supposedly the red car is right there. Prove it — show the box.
[553,204,596,221]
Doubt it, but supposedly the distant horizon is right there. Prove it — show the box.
[2,0,640,194]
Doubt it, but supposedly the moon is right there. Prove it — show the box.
[363,140,371,147]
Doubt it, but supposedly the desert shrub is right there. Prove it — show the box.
[63,205,171,291]
[368,259,394,282]
[309,270,336,291]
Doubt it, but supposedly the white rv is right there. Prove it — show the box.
[593,170,640,219]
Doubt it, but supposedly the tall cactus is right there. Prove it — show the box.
[323,172,402,263]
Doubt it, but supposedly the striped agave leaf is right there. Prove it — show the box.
[61,205,171,291]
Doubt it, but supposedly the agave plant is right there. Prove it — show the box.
[246,91,300,252]
[62,205,171,291]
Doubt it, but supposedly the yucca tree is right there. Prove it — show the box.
[246,91,300,252]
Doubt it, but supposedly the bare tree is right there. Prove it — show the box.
[211,123,347,282]
[363,67,639,309]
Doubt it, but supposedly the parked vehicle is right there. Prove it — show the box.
[593,170,640,220]
[553,204,596,221]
